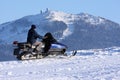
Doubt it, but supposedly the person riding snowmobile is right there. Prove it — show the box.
[27,24,43,46]
[42,32,57,56]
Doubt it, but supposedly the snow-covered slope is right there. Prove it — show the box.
[0,10,120,50]
[0,47,120,80]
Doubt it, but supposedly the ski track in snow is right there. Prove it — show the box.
[0,47,120,80]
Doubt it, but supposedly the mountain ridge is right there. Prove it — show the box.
[0,10,120,50]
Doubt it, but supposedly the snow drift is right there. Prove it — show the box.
[0,47,120,80]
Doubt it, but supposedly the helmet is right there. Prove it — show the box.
[31,24,36,29]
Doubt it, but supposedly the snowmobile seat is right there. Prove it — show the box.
[18,42,31,49]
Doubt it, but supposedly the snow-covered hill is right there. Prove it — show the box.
[0,10,120,50]
[0,47,120,80]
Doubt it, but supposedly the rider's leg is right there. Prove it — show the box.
[32,41,42,52]
[43,42,51,56]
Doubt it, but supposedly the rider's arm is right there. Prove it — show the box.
[34,31,43,39]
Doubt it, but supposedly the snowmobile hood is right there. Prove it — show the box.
[51,43,67,49]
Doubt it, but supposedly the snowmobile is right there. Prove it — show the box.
[13,41,73,60]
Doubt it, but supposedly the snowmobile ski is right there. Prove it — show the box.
[66,50,77,57]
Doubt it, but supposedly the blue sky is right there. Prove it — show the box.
[0,0,120,24]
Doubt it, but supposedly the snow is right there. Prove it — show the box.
[0,47,120,80]
[78,13,105,25]
[0,10,120,80]
[46,10,79,25]
[60,24,73,40]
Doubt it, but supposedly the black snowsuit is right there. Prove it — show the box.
[27,28,43,45]
[42,32,57,54]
